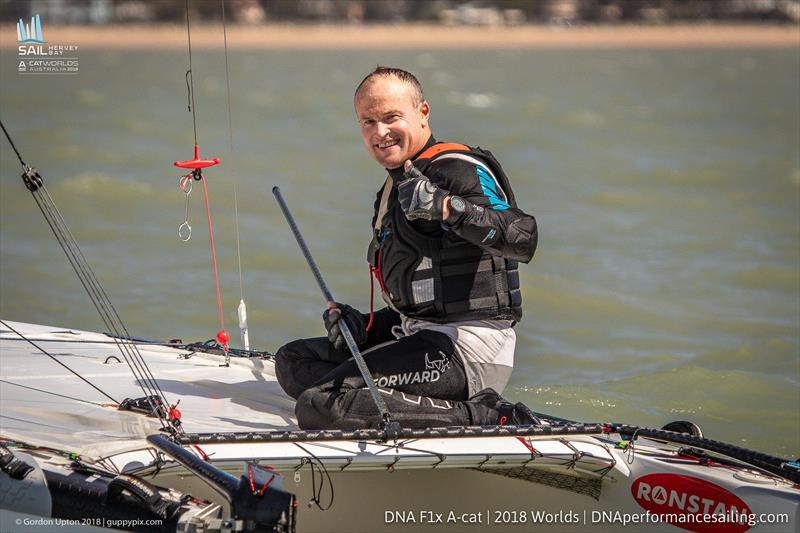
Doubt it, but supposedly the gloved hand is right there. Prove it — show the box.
[397,160,449,221]
[322,303,369,351]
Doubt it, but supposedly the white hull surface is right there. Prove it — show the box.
[1,320,798,533]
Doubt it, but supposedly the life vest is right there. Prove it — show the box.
[367,142,523,324]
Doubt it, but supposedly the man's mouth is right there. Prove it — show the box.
[375,139,399,150]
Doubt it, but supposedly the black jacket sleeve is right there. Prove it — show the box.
[427,158,537,263]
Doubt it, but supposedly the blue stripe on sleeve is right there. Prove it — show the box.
[476,166,510,210]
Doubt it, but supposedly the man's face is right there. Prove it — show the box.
[354,76,430,170]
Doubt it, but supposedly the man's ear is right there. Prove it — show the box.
[419,100,430,126]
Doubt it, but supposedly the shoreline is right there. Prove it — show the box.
[3,23,799,49]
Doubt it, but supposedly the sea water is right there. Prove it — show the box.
[1,47,797,457]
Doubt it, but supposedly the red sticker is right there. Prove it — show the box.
[631,473,753,533]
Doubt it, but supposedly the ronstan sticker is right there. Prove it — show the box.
[632,473,753,533]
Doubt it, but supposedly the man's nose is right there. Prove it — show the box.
[375,121,390,137]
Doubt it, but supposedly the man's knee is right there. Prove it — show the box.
[274,338,315,400]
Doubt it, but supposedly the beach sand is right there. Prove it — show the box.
[3,23,798,49]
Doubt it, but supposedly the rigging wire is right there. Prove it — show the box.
[0,120,174,432]
[184,0,198,146]
[0,320,119,405]
[0,120,26,167]
[34,186,170,414]
[0,335,274,358]
[221,0,234,153]
[0,379,108,408]
[34,188,170,405]
[234,183,244,301]
[176,0,230,359]
[221,0,250,351]
[21,185,161,408]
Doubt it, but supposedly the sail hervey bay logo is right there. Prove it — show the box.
[17,14,46,44]
[16,14,79,75]
[632,473,753,533]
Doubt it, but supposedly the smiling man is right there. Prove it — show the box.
[274,67,539,430]
[355,68,429,170]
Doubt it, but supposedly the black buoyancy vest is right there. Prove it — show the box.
[367,142,523,324]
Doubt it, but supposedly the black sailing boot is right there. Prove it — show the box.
[467,388,544,426]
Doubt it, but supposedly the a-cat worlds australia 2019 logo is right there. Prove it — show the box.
[16,14,80,75]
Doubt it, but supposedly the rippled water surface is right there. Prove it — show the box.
[1,47,798,456]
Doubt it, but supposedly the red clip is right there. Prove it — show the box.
[174,144,220,170]
[168,404,182,422]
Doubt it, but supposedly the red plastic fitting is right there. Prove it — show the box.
[174,144,220,170]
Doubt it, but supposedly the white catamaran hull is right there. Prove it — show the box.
[1,320,798,533]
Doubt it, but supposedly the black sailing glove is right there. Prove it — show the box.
[322,303,369,352]
[397,160,449,221]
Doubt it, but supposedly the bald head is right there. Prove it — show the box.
[354,66,424,107]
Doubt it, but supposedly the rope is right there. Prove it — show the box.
[0,321,119,405]
[0,335,274,358]
[26,191,159,407]
[293,443,334,510]
[221,0,234,153]
[179,423,606,445]
[247,463,277,497]
[0,119,26,167]
[221,0,248,340]
[0,122,175,431]
[0,379,108,407]
[184,0,198,146]
[176,1,230,355]
[234,183,244,301]
[201,175,227,342]
[34,187,172,418]
[613,424,799,483]
[35,188,169,407]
